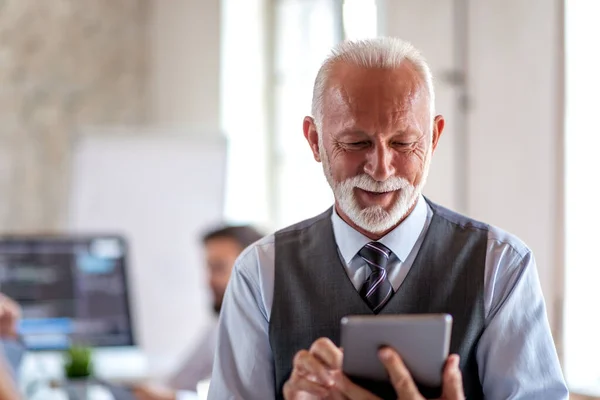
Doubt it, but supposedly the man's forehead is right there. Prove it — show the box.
[324,62,428,110]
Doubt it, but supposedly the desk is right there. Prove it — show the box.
[29,383,114,400]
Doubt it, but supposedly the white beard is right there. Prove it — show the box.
[320,144,431,234]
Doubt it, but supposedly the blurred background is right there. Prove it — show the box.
[0,0,597,399]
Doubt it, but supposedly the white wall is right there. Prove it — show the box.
[379,0,563,332]
[220,0,271,226]
[69,130,226,377]
[141,0,223,376]
[148,0,221,130]
[563,0,600,393]
[467,0,563,336]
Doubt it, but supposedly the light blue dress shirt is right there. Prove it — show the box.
[208,196,568,399]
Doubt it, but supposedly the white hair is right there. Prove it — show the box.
[311,37,435,132]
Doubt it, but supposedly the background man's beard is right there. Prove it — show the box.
[320,143,431,233]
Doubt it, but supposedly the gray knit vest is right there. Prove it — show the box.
[269,199,487,399]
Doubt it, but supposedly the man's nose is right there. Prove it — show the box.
[364,143,395,181]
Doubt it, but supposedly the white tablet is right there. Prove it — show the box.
[340,314,453,387]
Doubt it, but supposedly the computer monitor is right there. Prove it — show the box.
[0,235,135,351]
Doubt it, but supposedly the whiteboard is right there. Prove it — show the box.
[67,128,227,376]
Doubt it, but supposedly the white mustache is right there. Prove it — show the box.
[339,174,412,193]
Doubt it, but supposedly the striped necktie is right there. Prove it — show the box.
[358,242,394,313]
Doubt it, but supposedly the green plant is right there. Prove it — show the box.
[64,346,93,379]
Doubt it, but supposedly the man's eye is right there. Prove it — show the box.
[392,142,413,147]
[346,141,370,148]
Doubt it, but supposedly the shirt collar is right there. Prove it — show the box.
[331,195,428,264]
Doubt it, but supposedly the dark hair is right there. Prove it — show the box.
[201,225,263,250]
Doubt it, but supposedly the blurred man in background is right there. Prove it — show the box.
[133,225,263,400]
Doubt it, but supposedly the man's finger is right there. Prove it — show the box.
[332,371,381,400]
[327,388,348,400]
[293,350,335,387]
[131,388,146,400]
[284,376,330,398]
[131,387,150,400]
[378,347,424,399]
[309,337,343,370]
[441,355,464,400]
[0,295,20,339]
[0,305,10,336]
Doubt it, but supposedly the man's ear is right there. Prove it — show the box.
[431,115,445,152]
[303,116,321,162]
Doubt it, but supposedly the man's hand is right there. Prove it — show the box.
[333,348,465,400]
[0,293,21,340]
[283,337,344,399]
[132,383,177,400]
[436,354,464,400]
